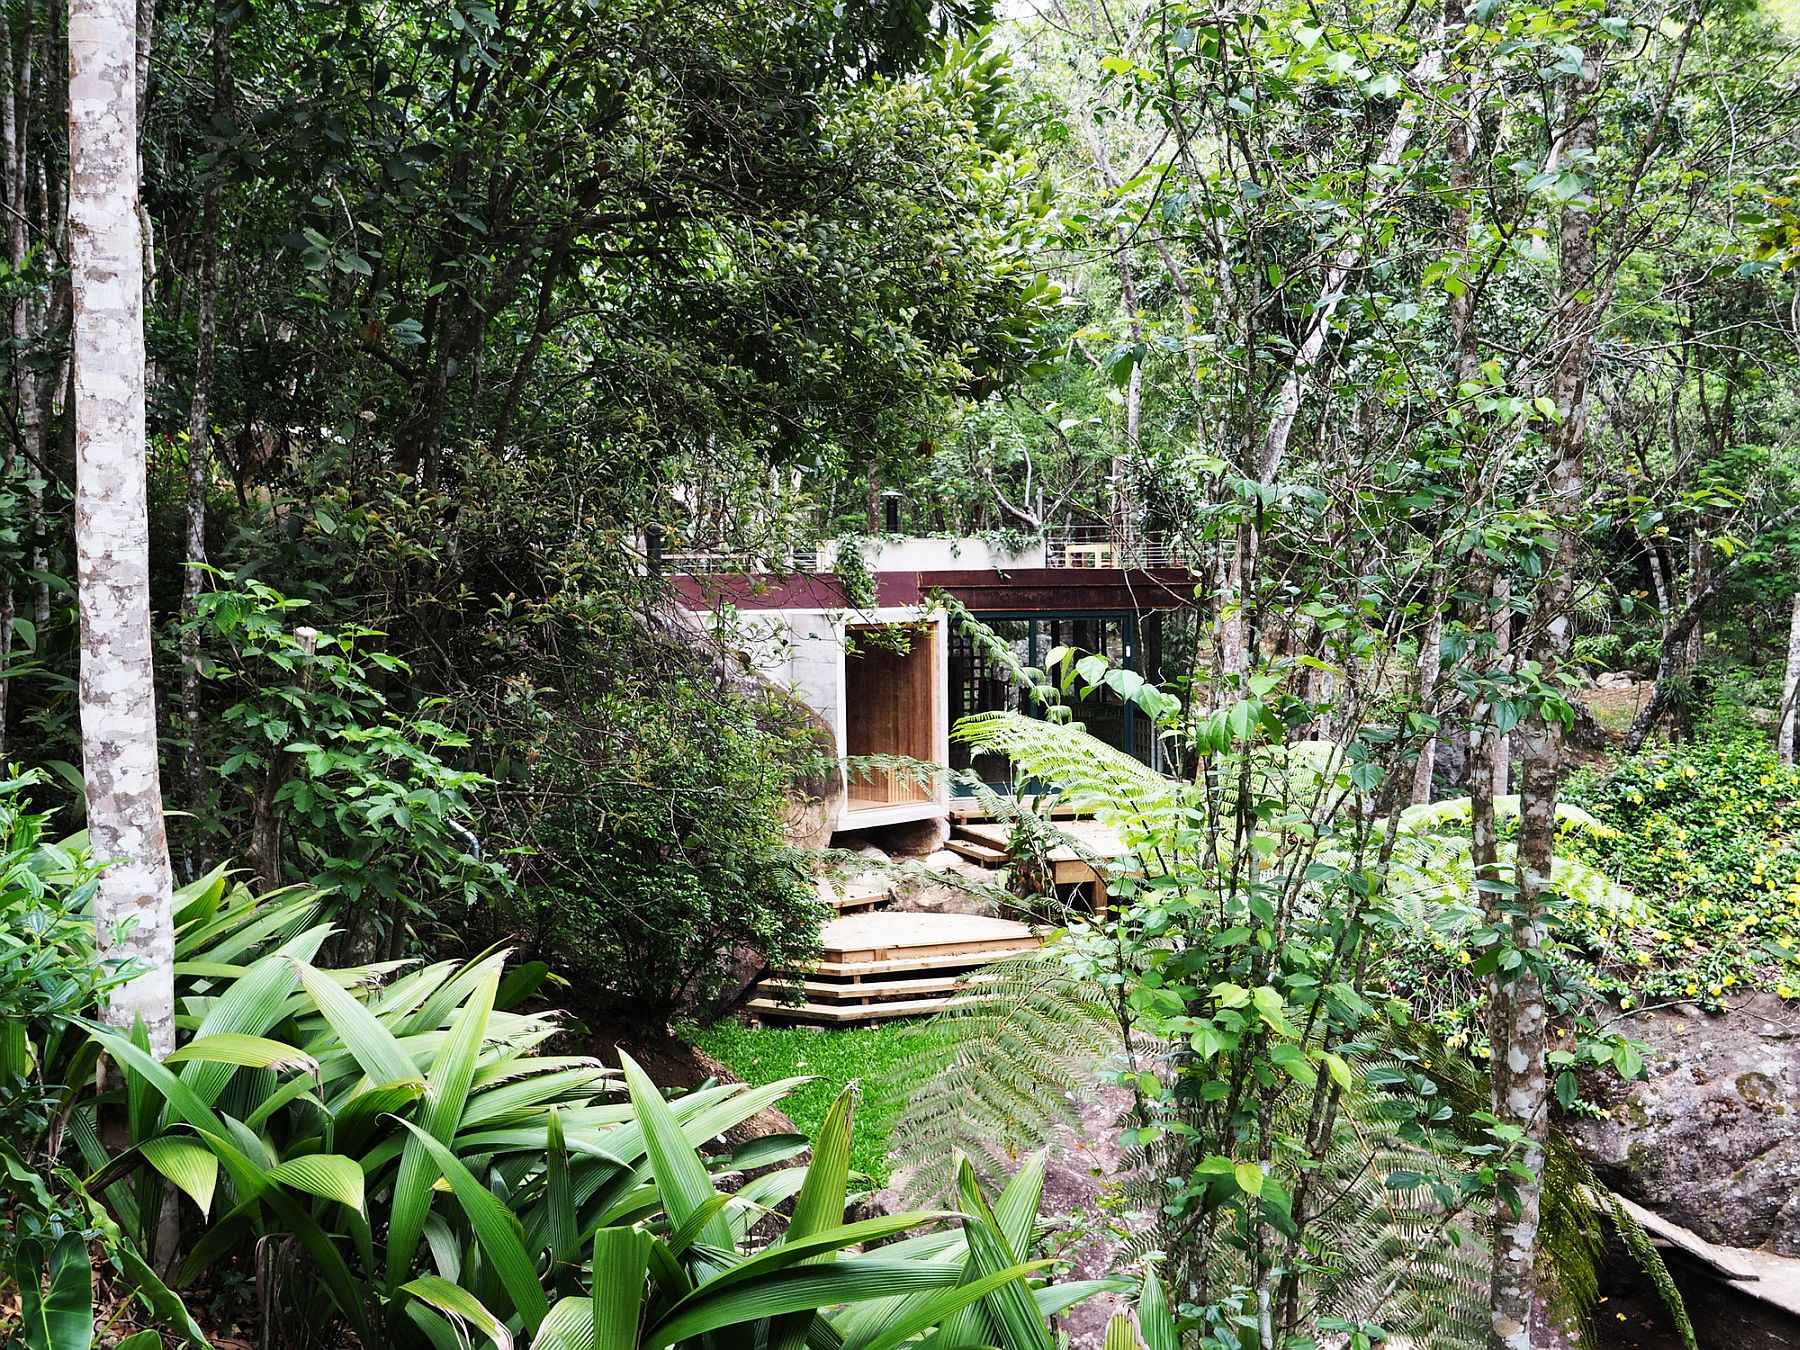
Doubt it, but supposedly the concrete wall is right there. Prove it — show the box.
[723,605,949,831]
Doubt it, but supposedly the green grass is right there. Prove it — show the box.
[692,1020,947,1184]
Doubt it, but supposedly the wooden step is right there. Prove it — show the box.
[761,973,970,1001]
[944,837,1009,865]
[808,947,1042,978]
[746,996,962,1024]
[816,911,1038,963]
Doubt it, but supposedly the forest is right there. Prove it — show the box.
[3,0,1800,1347]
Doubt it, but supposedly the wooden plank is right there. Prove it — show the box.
[746,995,965,1024]
[959,819,1128,865]
[945,838,1009,865]
[762,974,970,999]
[803,945,1042,977]
[820,911,1035,948]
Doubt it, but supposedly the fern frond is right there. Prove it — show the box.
[882,949,1128,1206]
[952,710,1190,838]
[1395,794,1616,838]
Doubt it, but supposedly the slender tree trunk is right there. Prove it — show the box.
[180,9,226,848]
[1488,50,1601,1350]
[1257,36,1446,485]
[1411,594,1444,804]
[1492,576,1511,796]
[70,0,175,1055]
[0,2,27,761]
[1113,228,1142,551]
[1780,589,1800,766]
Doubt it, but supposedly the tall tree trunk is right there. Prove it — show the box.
[180,7,226,849]
[1780,589,1800,766]
[0,0,29,762]
[1410,593,1444,804]
[70,0,175,1055]
[1492,576,1511,796]
[1488,51,1601,1350]
[1113,228,1142,551]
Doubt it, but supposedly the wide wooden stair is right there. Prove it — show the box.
[748,910,1042,1025]
[751,814,1126,1026]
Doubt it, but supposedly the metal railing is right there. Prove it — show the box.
[1042,528,1191,570]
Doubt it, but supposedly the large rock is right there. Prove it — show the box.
[1572,995,1800,1255]
[864,815,952,858]
[888,856,1002,918]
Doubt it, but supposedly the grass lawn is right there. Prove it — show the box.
[693,1020,947,1184]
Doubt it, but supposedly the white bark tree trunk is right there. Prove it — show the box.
[1410,598,1444,805]
[1781,590,1800,765]
[1488,48,1601,1350]
[70,0,175,1056]
[1257,37,1446,486]
[1492,576,1511,797]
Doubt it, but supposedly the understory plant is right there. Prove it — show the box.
[881,622,1687,1349]
[487,635,825,1031]
[25,859,1092,1348]
[1561,731,1800,1008]
[188,575,511,961]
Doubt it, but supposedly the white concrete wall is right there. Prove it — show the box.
[716,604,950,832]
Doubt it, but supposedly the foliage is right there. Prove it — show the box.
[1561,733,1800,1010]
[26,861,1101,1348]
[0,774,127,1144]
[492,642,826,1032]
[535,1064,1104,1350]
[188,576,511,958]
[884,954,1123,1203]
[693,1021,949,1185]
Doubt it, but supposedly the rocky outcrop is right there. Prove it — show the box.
[887,850,1004,918]
[1572,995,1800,1255]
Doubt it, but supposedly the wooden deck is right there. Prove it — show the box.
[748,911,1042,1024]
[953,818,1131,900]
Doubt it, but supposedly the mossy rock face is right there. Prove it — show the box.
[1573,994,1800,1255]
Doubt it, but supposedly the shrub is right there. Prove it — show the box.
[1561,732,1800,1009]
[190,576,512,961]
[493,651,826,1032]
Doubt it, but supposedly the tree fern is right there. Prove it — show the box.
[883,950,1126,1203]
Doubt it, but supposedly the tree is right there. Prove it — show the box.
[69,0,175,1055]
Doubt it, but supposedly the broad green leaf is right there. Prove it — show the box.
[141,1136,220,1217]
[16,1233,93,1350]
[1234,1163,1265,1198]
[394,1120,550,1332]
[592,1227,652,1350]
[1105,1314,1140,1350]
[401,1275,512,1350]
[653,1260,1015,1347]
[268,1154,366,1213]
[292,960,417,1086]
[1136,1271,1177,1350]
[842,1261,1056,1350]
[168,1033,317,1074]
[387,966,499,1288]
[620,1052,732,1254]
[535,1299,596,1350]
